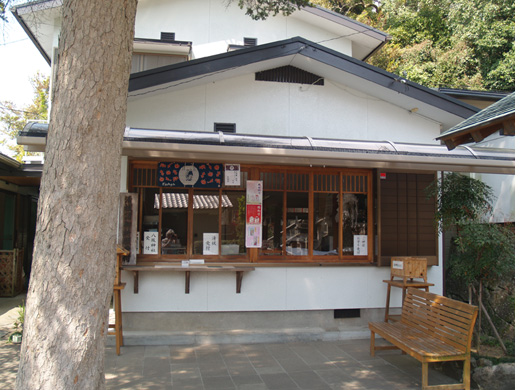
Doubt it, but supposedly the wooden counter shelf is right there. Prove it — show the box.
[122,264,255,294]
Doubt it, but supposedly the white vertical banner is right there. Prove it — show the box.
[246,180,263,248]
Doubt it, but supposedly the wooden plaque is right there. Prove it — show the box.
[118,193,138,265]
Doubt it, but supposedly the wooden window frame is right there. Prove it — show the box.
[129,161,373,264]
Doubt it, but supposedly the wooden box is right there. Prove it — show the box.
[391,257,427,281]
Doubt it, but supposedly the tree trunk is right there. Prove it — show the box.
[16,1,137,389]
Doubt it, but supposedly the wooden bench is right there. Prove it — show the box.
[369,288,478,390]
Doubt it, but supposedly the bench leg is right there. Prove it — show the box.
[463,358,470,390]
[384,282,392,322]
[422,362,428,390]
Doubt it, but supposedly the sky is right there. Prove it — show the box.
[0,9,50,157]
[0,11,50,106]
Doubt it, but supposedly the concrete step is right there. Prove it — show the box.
[107,327,371,346]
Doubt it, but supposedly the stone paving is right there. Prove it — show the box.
[1,338,460,390]
[0,294,461,389]
[102,340,460,390]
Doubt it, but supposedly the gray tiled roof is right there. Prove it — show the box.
[438,92,515,139]
[155,193,233,209]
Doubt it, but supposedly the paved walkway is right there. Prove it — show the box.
[1,295,460,390]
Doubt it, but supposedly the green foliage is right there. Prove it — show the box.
[429,173,514,290]
[450,222,514,286]
[485,46,515,91]
[322,0,515,90]
[236,0,311,20]
[314,0,381,24]
[0,1,9,22]
[0,72,49,161]
[8,301,25,343]
[13,301,25,332]
[427,173,494,231]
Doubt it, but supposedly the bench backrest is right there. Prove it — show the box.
[401,288,478,353]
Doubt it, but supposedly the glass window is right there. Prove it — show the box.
[341,193,368,256]
[192,190,220,255]
[131,162,372,263]
[285,192,309,256]
[313,193,339,256]
[221,191,247,256]
[140,188,159,254]
[159,189,188,255]
[261,191,284,256]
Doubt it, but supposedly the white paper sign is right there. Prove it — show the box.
[353,235,368,256]
[203,233,219,255]
[245,180,263,248]
[392,260,404,270]
[225,164,241,186]
[246,180,263,204]
[190,259,205,265]
[143,232,159,254]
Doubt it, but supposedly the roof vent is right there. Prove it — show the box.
[160,32,176,42]
[256,65,324,86]
[244,37,257,47]
[214,123,236,133]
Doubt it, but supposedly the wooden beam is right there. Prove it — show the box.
[469,130,485,143]
[501,118,515,136]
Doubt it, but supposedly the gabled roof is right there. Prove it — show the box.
[437,92,515,150]
[295,6,390,60]
[12,1,389,65]
[129,37,478,130]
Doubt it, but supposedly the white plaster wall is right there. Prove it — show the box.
[121,265,443,312]
[134,0,352,58]
[127,74,441,144]
[470,134,515,222]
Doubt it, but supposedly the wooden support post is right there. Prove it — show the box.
[185,271,190,294]
[133,271,139,294]
[236,271,244,293]
[471,284,508,355]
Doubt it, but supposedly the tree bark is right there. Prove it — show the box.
[16,1,137,389]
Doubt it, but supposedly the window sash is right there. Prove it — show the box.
[131,163,372,263]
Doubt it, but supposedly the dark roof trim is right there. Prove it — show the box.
[21,121,49,137]
[302,5,389,42]
[129,37,478,119]
[361,40,387,62]
[11,5,52,65]
[129,38,305,92]
[0,153,21,169]
[0,153,42,178]
[438,88,510,102]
